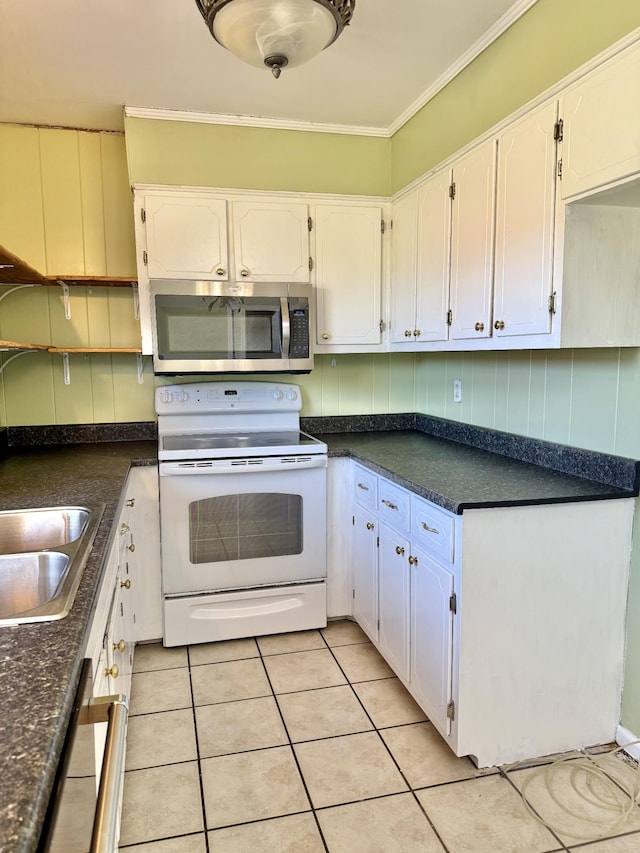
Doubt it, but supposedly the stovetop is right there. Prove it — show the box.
[156,381,327,461]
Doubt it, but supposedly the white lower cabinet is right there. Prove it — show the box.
[352,504,379,643]
[348,459,635,768]
[378,522,410,682]
[409,546,455,736]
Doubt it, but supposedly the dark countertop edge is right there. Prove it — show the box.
[302,413,640,493]
[323,445,636,515]
[0,453,157,853]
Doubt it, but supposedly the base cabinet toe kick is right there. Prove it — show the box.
[349,461,635,768]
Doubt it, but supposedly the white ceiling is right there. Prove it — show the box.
[0,0,537,135]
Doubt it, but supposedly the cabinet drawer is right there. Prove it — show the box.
[353,464,378,511]
[411,496,455,565]
[378,478,410,533]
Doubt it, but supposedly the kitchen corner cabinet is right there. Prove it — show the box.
[313,203,384,350]
[561,41,640,200]
[347,459,634,767]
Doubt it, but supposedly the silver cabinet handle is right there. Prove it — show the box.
[357,483,369,491]
[382,500,398,510]
[421,522,439,535]
[91,696,129,853]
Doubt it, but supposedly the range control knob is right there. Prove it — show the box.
[273,388,284,400]
[286,389,298,401]
[178,390,190,404]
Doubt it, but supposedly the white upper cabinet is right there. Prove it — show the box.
[314,203,384,348]
[416,169,453,342]
[493,101,559,338]
[143,192,228,280]
[561,42,640,200]
[231,200,310,282]
[389,189,418,344]
[449,139,497,341]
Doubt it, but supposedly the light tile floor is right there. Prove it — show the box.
[119,621,640,852]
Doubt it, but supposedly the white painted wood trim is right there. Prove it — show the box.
[387,0,540,135]
[124,105,390,138]
[132,183,389,205]
[616,724,640,761]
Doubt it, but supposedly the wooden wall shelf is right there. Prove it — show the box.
[0,244,136,287]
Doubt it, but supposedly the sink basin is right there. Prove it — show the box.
[0,503,105,626]
[0,552,70,621]
[0,506,90,554]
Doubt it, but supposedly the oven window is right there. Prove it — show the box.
[188,493,303,563]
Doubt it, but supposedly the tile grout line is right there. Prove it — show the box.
[320,630,452,853]
[186,645,212,853]
[255,638,331,853]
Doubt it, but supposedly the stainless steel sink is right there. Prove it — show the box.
[0,506,90,554]
[0,503,105,626]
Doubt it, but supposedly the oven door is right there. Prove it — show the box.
[158,455,327,595]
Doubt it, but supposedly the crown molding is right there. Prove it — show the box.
[123,106,391,138]
[387,0,540,135]
[125,0,540,140]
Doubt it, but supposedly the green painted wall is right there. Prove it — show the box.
[124,117,391,197]
[391,0,640,191]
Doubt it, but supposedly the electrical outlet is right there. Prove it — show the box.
[453,379,462,403]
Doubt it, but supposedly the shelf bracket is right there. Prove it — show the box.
[0,349,38,375]
[132,282,140,321]
[136,352,144,384]
[62,352,71,385]
[57,280,71,320]
[0,284,36,305]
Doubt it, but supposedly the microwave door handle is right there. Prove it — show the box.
[281,297,290,359]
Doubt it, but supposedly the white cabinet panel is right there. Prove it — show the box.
[143,193,228,280]
[378,523,410,682]
[416,169,452,342]
[352,504,379,643]
[493,102,558,338]
[449,140,497,341]
[314,204,383,347]
[410,547,454,735]
[231,200,310,282]
[389,190,418,344]
[562,43,640,199]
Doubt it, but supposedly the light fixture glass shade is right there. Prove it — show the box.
[212,0,338,72]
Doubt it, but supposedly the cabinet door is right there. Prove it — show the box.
[143,193,228,280]
[378,523,410,681]
[315,204,383,347]
[389,190,418,343]
[232,200,310,282]
[352,505,379,642]
[127,467,162,643]
[562,44,640,199]
[410,546,455,735]
[416,169,452,342]
[493,102,558,338]
[449,141,496,340]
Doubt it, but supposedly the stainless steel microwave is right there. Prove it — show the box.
[149,280,314,374]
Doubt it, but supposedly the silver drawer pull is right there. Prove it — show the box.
[421,522,440,534]
[357,483,369,491]
[382,500,398,510]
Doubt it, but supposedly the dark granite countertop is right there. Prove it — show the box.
[0,440,157,853]
[303,415,638,513]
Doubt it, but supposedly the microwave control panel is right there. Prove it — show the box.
[290,309,310,358]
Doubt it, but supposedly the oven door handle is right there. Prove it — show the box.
[160,456,328,475]
[89,695,129,853]
[281,296,290,359]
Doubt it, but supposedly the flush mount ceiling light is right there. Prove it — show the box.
[195,0,356,78]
